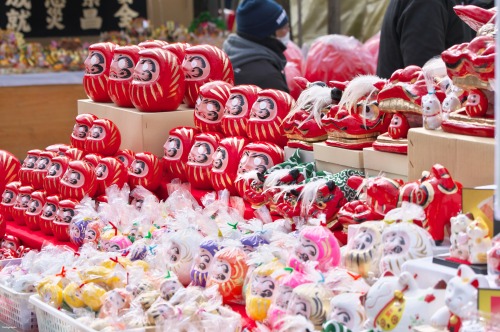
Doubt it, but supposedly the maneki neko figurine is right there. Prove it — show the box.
[108,45,141,108]
[185,132,224,190]
[322,75,392,150]
[210,136,250,195]
[286,282,332,330]
[290,225,341,273]
[12,185,33,225]
[431,265,489,332]
[25,190,46,231]
[59,160,97,200]
[83,42,117,103]
[128,152,162,192]
[221,85,261,138]
[18,149,42,186]
[43,155,70,196]
[194,80,233,133]
[379,221,434,276]
[53,198,79,242]
[323,292,366,332]
[247,89,295,147]
[206,246,249,305]
[162,126,199,183]
[399,164,462,244]
[1,181,21,221]
[0,150,20,195]
[130,47,185,112]
[84,118,121,157]
[95,157,128,196]
[39,195,59,235]
[190,239,222,287]
[181,44,234,107]
[364,272,446,331]
[283,78,345,151]
[342,222,384,278]
[70,113,98,150]
[32,150,57,190]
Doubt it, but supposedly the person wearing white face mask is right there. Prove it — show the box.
[223,0,290,92]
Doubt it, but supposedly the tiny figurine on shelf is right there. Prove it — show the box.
[466,216,491,264]
[449,213,473,261]
[162,126,199,183]
[84,118,122,157]
[185,132,224,190]
[83,42,117,103]
[108,45,141,108]
[128,152,162,192]
[431,265,489,332]
[324,292,366,332]
[59,160,97,200]
[194,80,233,133]
[221,84,261,138]
[421,57,446,130]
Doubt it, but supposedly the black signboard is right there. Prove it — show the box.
[0,0,147,37]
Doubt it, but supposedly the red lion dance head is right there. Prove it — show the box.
[95,157,129,196]
[186,132,224,190]
[221,85,261,138]
[59,160,97,200]
[194,80,233,133]
[128,152,162,192]
[84,118,121,157]
[130,48,185,112]
[83,42,116,103]
[181,44,234,107]
[71,113,98,150]
[247,89,295,147]
[108,45,141,108]
[162,126,199,183]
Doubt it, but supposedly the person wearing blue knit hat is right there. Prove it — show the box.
[223,0,290,92]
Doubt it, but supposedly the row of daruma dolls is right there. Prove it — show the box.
[83,40,235,112]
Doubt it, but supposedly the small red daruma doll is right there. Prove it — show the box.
[25,190,46,231]
[52,198,79,242]
[162,42,191,93]
[247,89,295,147]
[65,147,84,161]
[95,157,128,196]
[59,160,97,200]
[194,81,233,133]
[128,152,162,192]
[32,151,57,190]
[221,85,261,138]
[70,113,98,150]
[162,126,199,183]
[18,149,42,186]
[108,45,141,108]
[186,132,224,190]
[83,42,116,103]
[130,48,185,112]
[114,149,135,168]
[12,185,33,226]
[465,88,488,118]
[210,137,250,195]
[181,44,234,107]
[43,155,70,196]
[138,39,168,49]
[39,195,59,235]
[0,150,20,195]
[83,153,102,169]
[1,181,21,221]
[84,118,121,157]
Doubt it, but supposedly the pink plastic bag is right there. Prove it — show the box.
[363,31,381,72]
[285,62,302,100]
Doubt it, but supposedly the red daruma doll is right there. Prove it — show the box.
[53,198,79,242]
[210,137,250,196]
[95,157,128,196]
[0,150,20,195]
[108,45,141,108]
[12,185,33,225]
[25,190,46,231]
[84,118,121,157]
[18,149,42,186]
[32,151,57,190]
[39,195,59,236]
[130,48,185,112]
[186,132,224,190]
[59,160,97,200]
[128,152,162,192]
[83,42,116,103]
[43,155,70,196]
[1,181,21,221]
[181,44,234,107]
[194,81,233,133]
[162,127,199,183]
[247,89,295,147]
[221,85,261,138]
[71,113,98,150]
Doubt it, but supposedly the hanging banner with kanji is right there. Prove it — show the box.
[0,0,147,37]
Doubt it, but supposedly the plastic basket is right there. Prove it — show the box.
[30,295,154,332]
[0,283,38,332]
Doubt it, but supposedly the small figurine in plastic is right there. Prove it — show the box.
[162,126,199,183]
[84,220,101,246]
[107,235,132,252]
[83,42,117,103]
[240,233,269,254]
[108,45,141,108]
[99,289,131,318]
[84,118,122,157]
[128,152,162,192]
[160,271,184,300]
[221,84,261,138]
[466,216,491,264]
[186,132,224,190]
[206,246,249,304]
[286,282,332,330]
[325,293,366,332]
[59,160,97,200]
[70,219,90,247]
[190,239,221,288]
[163,230,203,286]
[71,113,99,150]
[194,80,233,133]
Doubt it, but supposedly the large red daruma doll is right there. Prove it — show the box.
[130,48,185,112]
[18,149,42,186]
[39,195,59,236]
[128,152,162,192]
[59,160,97,200]
[181,44,234,107]
[162,126,199,182]
[210,137,250,196]
[1,181,21,221]
[32,151,57,190]
[186,132,224,190]
[83,42,116,103]
[84,118,121,157]
[0,150,20,195]
[234,142,285,199]
[108,45,141,108]
[52,198,79,242]
[221,85,261,138]
[194,81,233,133]
[95,157,128,196]
[25,190,46,231]
[247,89,295,147]
[70,113,98,150]
[43,155,70,196]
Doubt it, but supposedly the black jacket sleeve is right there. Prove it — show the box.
[234,59,290,93]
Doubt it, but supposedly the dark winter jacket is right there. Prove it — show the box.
[223,33,289,92]
[377,0,473,79]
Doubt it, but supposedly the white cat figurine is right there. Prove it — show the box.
[449,214,473,261]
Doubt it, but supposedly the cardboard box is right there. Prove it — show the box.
[408,128,495,188]
[284,147,315,163]
[78,99,194,158]
[363,147,408,181]
[312,142,364,174]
